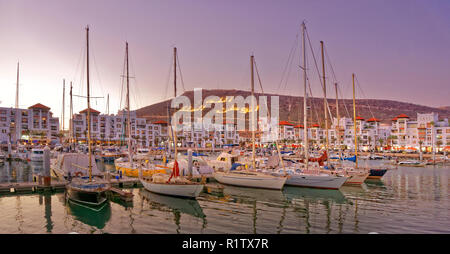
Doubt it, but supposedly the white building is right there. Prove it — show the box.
[70,109,240,148]
[391,113,449,152]
[0,103,60,145]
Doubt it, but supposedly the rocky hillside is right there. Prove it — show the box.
[136,89,450,126]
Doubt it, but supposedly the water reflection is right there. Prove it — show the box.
[220,186,288,234]
[43,194,53,232]
[139,189,206,233]
[139,189,205,219]
[223,185,287,205]
[283,186,347,204]
[65,197,112,230]
[0,159,448,233]
[0,161,32,183]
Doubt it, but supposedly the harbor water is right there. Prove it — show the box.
[0,159,448,234]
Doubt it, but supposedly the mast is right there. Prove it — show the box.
[126,42,133,163]
[250,55,256,169]
[86,25,92,181]
[173,47,178,162]
[320,41,329,165]
[352,73,358,168]
[106,93,109,144]
[15,62,20,144]
[62,79,65,132]
[335,83,341,163]
[69,82,73,144]
[302,22,309,170]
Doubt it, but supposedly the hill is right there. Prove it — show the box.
[136,89,450,126]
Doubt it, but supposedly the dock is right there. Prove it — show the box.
[0,180,67,193]
[107,173,142,188]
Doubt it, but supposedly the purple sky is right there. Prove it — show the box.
[1,0,449,128]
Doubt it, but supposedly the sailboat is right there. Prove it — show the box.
[114,42,166,178]
[275,23,347,190]
[213,55,287,190]
[65,26,110,207]
[326,70,369,185]
[140,47,204,198]
[349,73,387,180]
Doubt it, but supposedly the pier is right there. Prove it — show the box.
[0,180,67,193]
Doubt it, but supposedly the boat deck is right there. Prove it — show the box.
[107,173,142,188]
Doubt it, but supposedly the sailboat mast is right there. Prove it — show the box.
[107,94,109,115]
[62,79,65,132]
[352,73,358,168]
[126,42,132,162]
[69,82,73,144]
[302,22,309,170]
[15,62,20,144]
[250,55,256,169]
[86,25,92,181]
[16,62,19,109]
[335,83,342,163]
[173,47,178,161]
[320,41,329,164]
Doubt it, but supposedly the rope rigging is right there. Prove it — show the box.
[305,27,335,127]
[355,75,376,119]
[323,44,351,119]
[176,50,187,94]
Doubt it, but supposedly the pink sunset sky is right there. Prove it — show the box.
[0,0,449,128]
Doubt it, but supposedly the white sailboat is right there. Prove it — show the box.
[114,42,166,178]
[345,74,387,180]
[140,47,204,198]
[325,57,369,185]
[213,55,287,190]
[276,22,347,190]
[65,26,110,208]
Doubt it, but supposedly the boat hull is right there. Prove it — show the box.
[367,168,388,179]
[285,174,347,190]
[344,172,370,185]
[115,163,166,178]
[140,179,203,198]
[213,171,287,190]
[67,186,108,207]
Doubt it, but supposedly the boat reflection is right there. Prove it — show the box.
[364,178,386,188]
[222,185,287,206]
[283,186,348,204]
[108,189,134,209]
[65,195,112,229]
[29,161,43,173]
[139,189,205,219]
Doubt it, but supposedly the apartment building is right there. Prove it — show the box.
[70,109,240,148]
[0,103,60,145]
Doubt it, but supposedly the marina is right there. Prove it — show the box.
[0,158,448,233]
[0,0,449,239]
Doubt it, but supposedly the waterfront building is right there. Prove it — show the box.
[329,116,391,151]
[0,103,60,145]
[70,109,240,148]
[390,112,449,152]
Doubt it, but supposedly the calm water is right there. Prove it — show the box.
[0,159,448,234]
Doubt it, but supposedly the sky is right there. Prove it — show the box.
[0,0,449,128]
